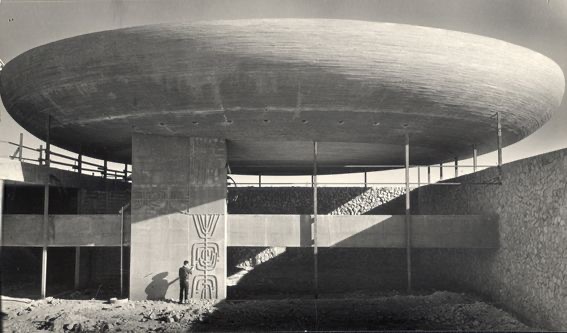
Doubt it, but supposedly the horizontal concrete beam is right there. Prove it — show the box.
[2,214,497,248]
[228,215,498,248]
[2,214,129,247]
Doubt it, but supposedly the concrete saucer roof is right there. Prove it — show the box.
[0,19,564,174]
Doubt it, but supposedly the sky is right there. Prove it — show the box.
[0,0,566,185]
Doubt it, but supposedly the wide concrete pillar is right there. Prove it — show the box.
[130,134,227,301]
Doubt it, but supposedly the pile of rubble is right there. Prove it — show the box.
[2,291,537,332]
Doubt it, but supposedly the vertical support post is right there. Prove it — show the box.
[0,180,4,248]
[39,145,43,166]
[123,163,128,181]
[404,133,412,293]
[103,160,108,179]
[497,112,502,169]
[42,115,51,299]
[427,166,431,184]
[440,163,443,180]
[364,171,367,188]
[120,204,128,298]
[259,174,262,188]
[473,145,478,172]
[417,166,421,188]
[77,154,82,174]
[18,133,23,161]
[454,157,458,178]
[313,141,318,300]
[74,247,80,289]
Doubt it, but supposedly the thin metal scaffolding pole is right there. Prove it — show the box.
[313,141,318,300]
[440,163,443,180]
[41,115,51,299]
[119,203,130,298]
[39,145,43,165]
[454,157,459,177]
[405,134,412,293]
[74,248,80,289]
[18,133,23,161]
[427,166,431,184]
[77,153,82,174]
[497,112,503,169]
[473,145,478,172]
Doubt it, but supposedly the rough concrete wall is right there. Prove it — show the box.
[228,187,405,215]
[408,149,567,330]
[227,186,409,298]
[78,189,130,214]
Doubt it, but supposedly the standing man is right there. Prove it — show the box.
[178,260,193,304]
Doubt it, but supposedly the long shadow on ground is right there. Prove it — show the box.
[189,292,533,331]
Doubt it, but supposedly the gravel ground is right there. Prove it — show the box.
[1,291,539,332]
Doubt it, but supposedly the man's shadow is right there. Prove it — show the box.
[145,272,179,300]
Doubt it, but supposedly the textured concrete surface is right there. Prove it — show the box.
[1,19,564,173]
[406,149,567,331]
[228,187,405,215]
[77,189,130,215]
[130,134,227,301]
[1,214,126,247]
[227,214,497,248]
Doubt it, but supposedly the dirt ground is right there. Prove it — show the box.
[1,290,539,332]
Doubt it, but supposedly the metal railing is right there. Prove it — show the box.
[1,133,131,182]
[230,163,498,188]
[2,133,501,187]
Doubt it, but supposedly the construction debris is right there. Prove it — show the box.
[2,292,537,332]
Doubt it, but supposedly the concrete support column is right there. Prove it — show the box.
[130,134,227,301]
[0,179,4,248]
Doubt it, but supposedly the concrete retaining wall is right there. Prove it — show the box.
[405,149,567,330]
[2,214,128,247]
[226,149,567,330]
[228,214,497,248]
[225,186,413,298]
[228,187,405,215]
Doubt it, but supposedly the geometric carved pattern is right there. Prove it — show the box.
[190,214,221,299]
[193,214,219,239]
[191,243,219,271]
[191,275,218,300]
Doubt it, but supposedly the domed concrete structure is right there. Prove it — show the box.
[0,19,564,174]
[1,19,565,302]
